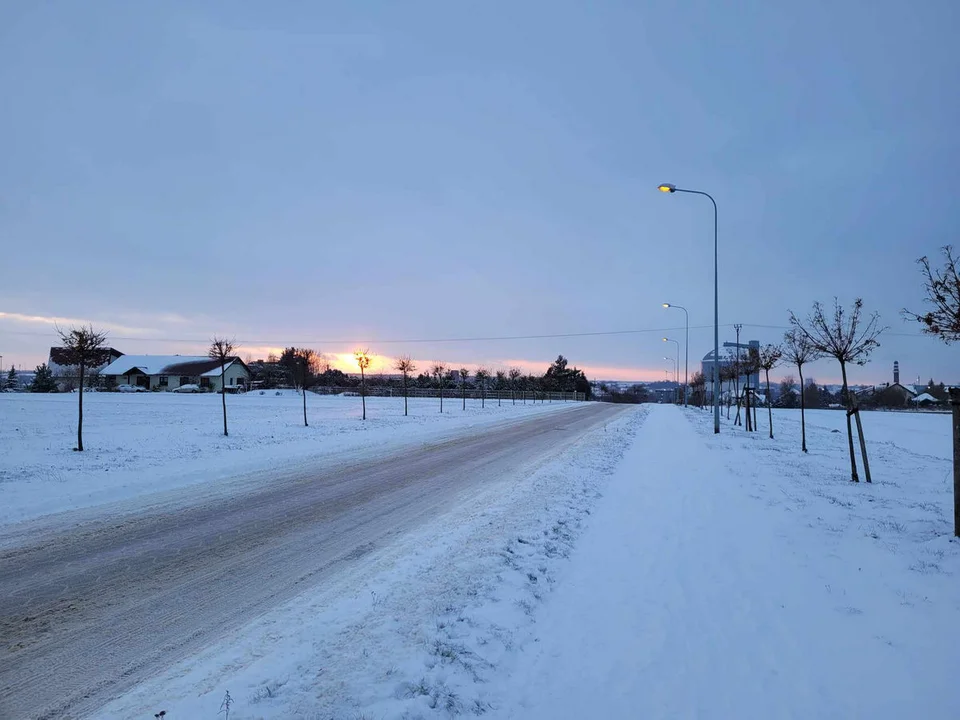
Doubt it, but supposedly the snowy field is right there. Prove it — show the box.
[0,391,576,527]
[5,399,958,718]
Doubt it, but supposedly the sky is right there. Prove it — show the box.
[1,1,958,385]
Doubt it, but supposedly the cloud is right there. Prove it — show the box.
[0,311,156,337]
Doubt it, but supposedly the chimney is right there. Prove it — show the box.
[894,361,900,385]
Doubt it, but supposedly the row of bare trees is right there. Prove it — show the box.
[690,298,883,483]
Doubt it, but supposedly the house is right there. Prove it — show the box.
[48,346,125,391]
[100,355,250,392]
[912,392,940,407]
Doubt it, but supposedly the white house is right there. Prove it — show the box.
[100,355,250,392]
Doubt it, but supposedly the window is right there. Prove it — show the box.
[180,376,191,386]
[158,376,168,387]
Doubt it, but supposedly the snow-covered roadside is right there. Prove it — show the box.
[505,405,959,719]
[0,392,576,527]
[94,405,645,719]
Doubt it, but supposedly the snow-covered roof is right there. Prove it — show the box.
[101,355,203,376]
[913,392,940,403]
[201,359,241,377]
[101,355,247,377]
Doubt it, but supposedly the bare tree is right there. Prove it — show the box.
[431,362,447,413]
[509,367,522,405]
[209,336,237,437]
[903,246,960,341]
[56,325,110,451]
[783,329,822,453]
[459,367,470,410]
[475,367,490,409]
[354,349,372,420]
[757,344,783,439]
[495,370,506,407]
[790,298,884,481]
[395,355,417,417]
[293,348,318,426]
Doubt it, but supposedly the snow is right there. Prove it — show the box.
[0,391,577,527]
[506,406,960,718]
[99,354,209,376]
[9,398,959,718]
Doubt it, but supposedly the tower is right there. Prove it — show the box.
[894,361,900,385]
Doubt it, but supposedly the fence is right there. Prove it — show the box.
[308,386,584,402]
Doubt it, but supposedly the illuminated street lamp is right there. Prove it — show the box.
[662,338,680,404]
[658,183,719,432]
[662,303,688,406]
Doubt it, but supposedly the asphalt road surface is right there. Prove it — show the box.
[0,402,626,719]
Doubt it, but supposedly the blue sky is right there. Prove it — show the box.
[1,1,957,384]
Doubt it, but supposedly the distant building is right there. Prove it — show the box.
[857,361,918,408]
[100,355,250,392]
[701,339,760,393]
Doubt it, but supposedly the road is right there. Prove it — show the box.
[0,402,625,719]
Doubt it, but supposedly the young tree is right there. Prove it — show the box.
[778,375,797,408]
[783,329,822,452]
[432,362,448,413]
[30,363,58,393]
[689,371,706,408]
[395,355,417,417]
[56,325,110,451]
[757,343,783,439]
[292,348,318,426]
[209,336,237,437]
[5,366,17,391]
[903,246,960,341]
[790,298,884,481]
[354,349,372,420]
[509,367,522,405]
[459,367,470,410]
[494,370,506,407]
[475,367,490,409]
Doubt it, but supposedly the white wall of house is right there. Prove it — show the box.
[205,363,250,391]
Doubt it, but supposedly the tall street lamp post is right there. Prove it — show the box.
[662,303,689,406]
[658,183,719,433]
[662,338,680,404]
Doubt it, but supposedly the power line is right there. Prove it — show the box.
[1,323,929,345]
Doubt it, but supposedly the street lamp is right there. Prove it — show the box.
[658,183,720,433]
[662,338,680,404]
[662,303,688,406]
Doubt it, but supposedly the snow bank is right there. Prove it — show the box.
[0,392,577,527]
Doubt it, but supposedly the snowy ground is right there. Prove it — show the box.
[8,399,958,718]
[507,405,959,719]
[0,391,573,527]
[93,404,643,719]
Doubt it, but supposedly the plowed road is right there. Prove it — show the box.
[0,402,625,719]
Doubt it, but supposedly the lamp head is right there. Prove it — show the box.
[658,183,676,193]
[662,303,670,308]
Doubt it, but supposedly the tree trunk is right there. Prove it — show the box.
[77,360,85,451]
[840,361,859,482]
[745,386,752,432]
[221,361,228,436]
[360,368,366,420]
[462,382,466,411]
[303,383,308,426]
[765,368,774,439]
[798,364,807,453]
